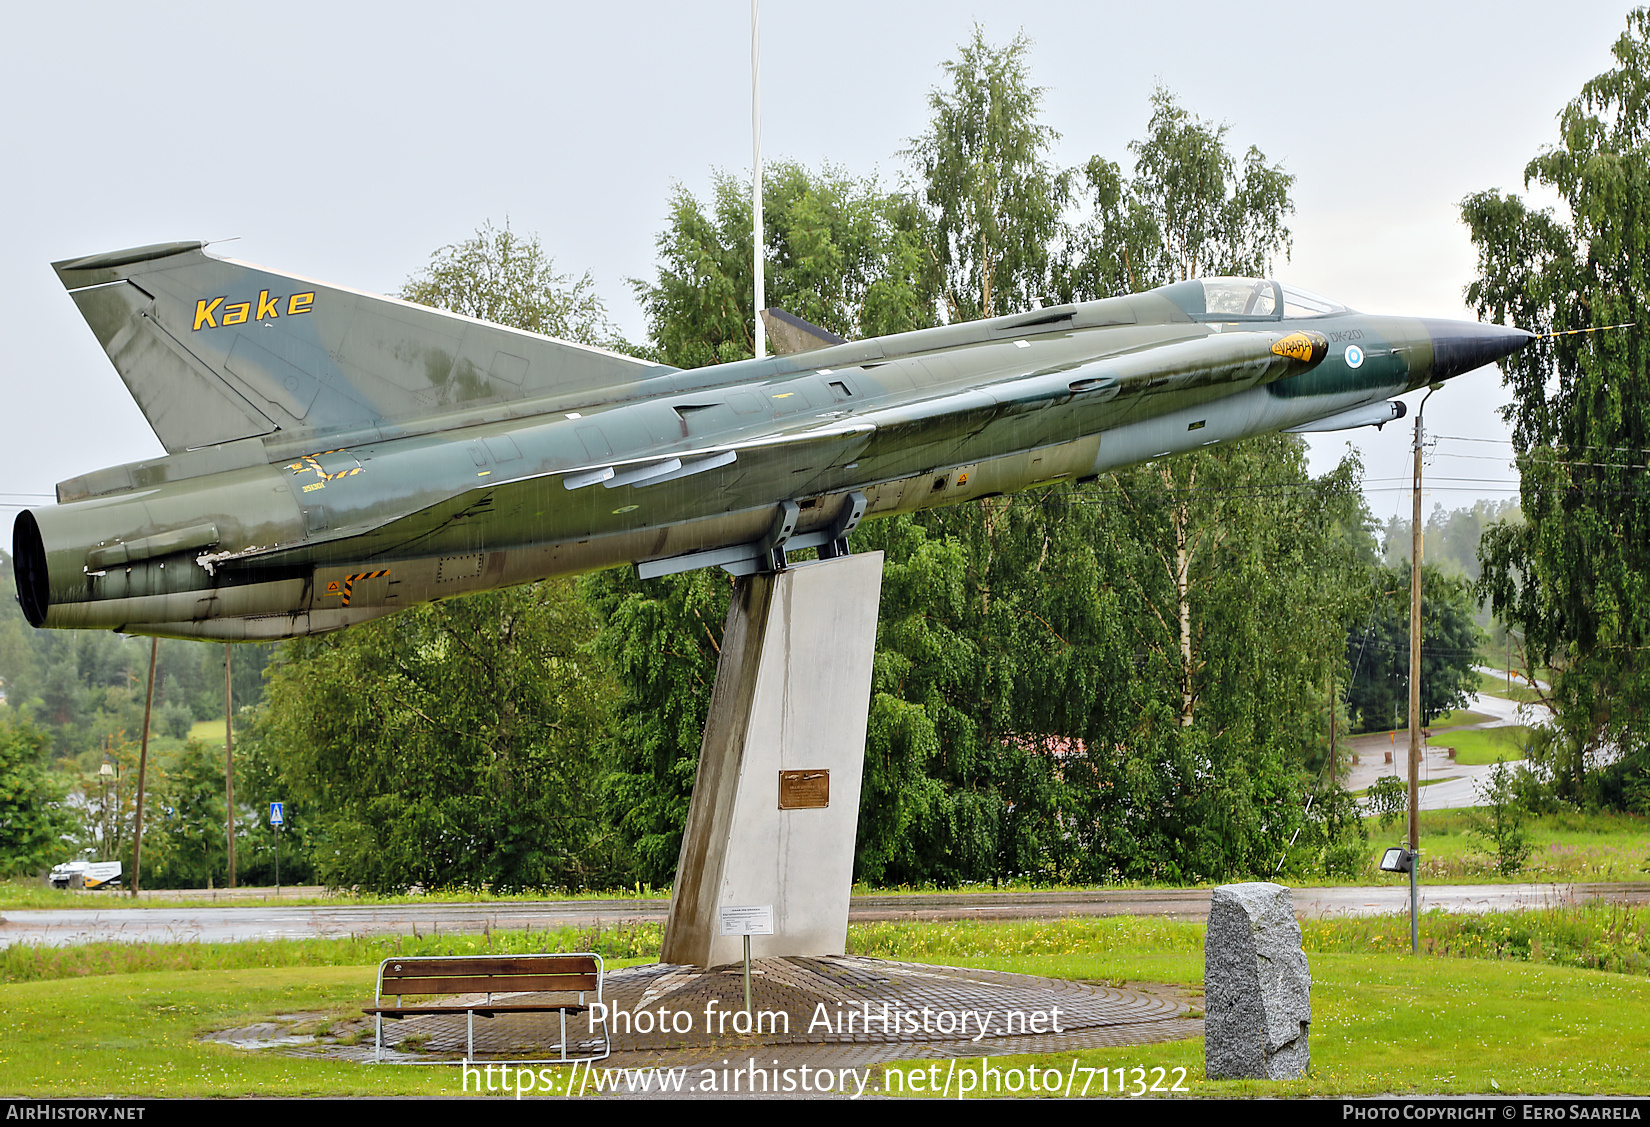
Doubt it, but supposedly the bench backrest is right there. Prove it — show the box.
[378,955,600,999]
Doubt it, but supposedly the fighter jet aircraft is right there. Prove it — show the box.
[12,241,1531,639]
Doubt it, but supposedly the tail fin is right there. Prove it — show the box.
[54,242,657,453]
[760,307,847,355]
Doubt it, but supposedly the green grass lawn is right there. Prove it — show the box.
[1475,669,1546,704]
[1358,709,1497,743]
[3,912,1650,1097]
[882,954,1650,1097]
[1429,725,1533,765]
[186,719,226,744]
[1357,807,1650,883]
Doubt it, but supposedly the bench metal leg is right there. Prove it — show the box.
[467,1010,475,1060]
[560,1010,568,1062]
[375,1013,382,1062]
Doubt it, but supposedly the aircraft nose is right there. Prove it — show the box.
[1420,319,1535,381]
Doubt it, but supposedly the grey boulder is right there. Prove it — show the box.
[1204,882,1311,1080]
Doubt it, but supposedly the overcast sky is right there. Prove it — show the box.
[1,1,1636,536]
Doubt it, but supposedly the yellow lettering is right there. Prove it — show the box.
[1270,331,1327,364]
[287,292,314,315]
[222,302,251,326]
[1272,334,1309,362]
[257,290,280,320]
[192,297,224,330]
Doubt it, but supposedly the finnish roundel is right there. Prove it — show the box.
[1344,344,1365,369]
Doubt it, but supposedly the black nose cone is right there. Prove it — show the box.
[1421,319,1536,381]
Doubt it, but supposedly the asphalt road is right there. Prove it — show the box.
[4,883,1647,947]
[1347,690,1545,811]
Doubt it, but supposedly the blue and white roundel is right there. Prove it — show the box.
[1344,345,1365,369]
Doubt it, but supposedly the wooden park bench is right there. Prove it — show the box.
[362,953,609,1064]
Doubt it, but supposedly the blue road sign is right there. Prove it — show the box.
[270,801,285,827]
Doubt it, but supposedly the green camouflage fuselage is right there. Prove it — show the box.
[12,246,1529,640]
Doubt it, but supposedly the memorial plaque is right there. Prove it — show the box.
[778,769,829,809]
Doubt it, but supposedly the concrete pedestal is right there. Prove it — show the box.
[660,552,883,968]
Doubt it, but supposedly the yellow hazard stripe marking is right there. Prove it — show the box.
[329,569,391,607]
[285,451,363,484]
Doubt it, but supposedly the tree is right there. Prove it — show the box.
[906,27,1069,321]
[1059,87,1297,728]
[1472,759,1533,875]
[250,586,616,891]
[240,225,625,891]
[0,715,72,876]
[402,219,622,347]
[1061,87,1293,299]
[1345,563,1485,732]
[605,47,1368,888]
[140,739,228,888]
[1464,10,1650,804]
[579,566,732,886]
[635,162,939,369]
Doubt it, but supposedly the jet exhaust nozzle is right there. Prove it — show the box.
[12,511,50,628]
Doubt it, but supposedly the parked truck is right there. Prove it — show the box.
[47,860,122,890]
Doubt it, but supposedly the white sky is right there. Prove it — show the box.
[0,1,1634,534]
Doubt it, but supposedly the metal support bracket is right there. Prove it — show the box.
[636,493,865,580]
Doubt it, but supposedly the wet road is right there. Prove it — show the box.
[4,883,1647,947]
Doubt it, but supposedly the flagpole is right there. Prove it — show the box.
[751,0,766,360]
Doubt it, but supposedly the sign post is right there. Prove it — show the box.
[269,802,285,895]
[719,904,774,1016]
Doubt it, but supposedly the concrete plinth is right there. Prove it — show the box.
[660,552,883,968]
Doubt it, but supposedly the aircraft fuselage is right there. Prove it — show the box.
[13,265,1530,640]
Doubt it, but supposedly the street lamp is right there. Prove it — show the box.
[98,761,115,860]
[1404,382,1443,954]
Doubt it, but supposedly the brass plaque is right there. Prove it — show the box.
[778,770,829,809]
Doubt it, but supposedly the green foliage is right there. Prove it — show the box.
[847,436,1373,887]
[0,550,273,769]
[1345,563,1485,732]
[604,33,1374,890]
[156,701,192,741]
[1464,10,1650,807]
[1366,774,1407,830]
[0,715,72,876]
[248,583,617,892]
[1472,759,1534,875]
[906,27,1068,320]
[1301,903,1650,977]
[635,162,939,368]
[400,219,621,347]
[851,509,1068,885]
[1062,87,1294,299]
[580,567,730,885]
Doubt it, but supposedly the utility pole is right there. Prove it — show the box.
[1407,385,1440,953]
[751,0,765,360]
[225,643,236,888]
[130,637,156,897]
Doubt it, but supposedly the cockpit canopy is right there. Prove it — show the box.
[1161,277,1349,321]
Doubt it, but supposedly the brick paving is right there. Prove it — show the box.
[361,955,1202,1068]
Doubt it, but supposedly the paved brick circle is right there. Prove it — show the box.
[364,956,1202,1068]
